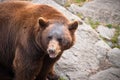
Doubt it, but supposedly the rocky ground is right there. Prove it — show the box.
[1,0,120,80]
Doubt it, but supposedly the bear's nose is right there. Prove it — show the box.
[48,48,55,53]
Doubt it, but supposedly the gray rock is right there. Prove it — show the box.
[96,25,116,40]
[0,0,2,1]
[53,0,67,6]
[67,4,81,14]
[89,67,120,80]
[68,0,120,24]
[0,0,22,2]
[106,41,114,48]
[108,48,120,68]
[94,40,110,60]
[32,0,111,80]
[118,35,120,46]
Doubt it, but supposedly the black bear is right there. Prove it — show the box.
[0,1,79,80]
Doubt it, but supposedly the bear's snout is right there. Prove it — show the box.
[47,40,61,58]
[48,48,55,54]
[47,48,57,58]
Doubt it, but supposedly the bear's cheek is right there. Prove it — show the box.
[62,36,73,50]
[41,32,50,50]
[47,40,61,58]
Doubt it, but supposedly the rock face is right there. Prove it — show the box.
[67,0,120,24]
[53,0,67,6]
[89,68,120,80]
[118,35,120,46]
[90,47,120,80]
[0,0,3,2]
[96,25,116,40]
[108,48,120,68]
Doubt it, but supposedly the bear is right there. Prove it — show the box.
[0,1,79,80]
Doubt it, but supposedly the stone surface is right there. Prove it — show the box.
[94,40,110,60]
[53,0,67,6]
[67,0,120,24]
[0,0,3,2]
[106,41,114,48]
[118,35,120,46]
[96,25,116,40]
[67,4,81,14]
[89,67,120,80]
[108,48,120,68]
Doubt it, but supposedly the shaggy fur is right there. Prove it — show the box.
[0,1,78,80]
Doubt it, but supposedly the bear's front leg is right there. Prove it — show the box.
[36,54,61,80]
[47,67,59,80]
[13,46,43,80]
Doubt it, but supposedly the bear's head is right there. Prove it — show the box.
[36,17,79,58]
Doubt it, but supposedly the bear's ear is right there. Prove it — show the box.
[68,21,79,33]
[39,17,48,29]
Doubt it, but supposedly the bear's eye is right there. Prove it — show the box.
[57,38,62,43]
[48,36,52,40]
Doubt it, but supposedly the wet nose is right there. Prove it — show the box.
[48,48,55,53]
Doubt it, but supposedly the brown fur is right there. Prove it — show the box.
[0,1,79,80]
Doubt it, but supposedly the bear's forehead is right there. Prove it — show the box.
[48,23,68,37]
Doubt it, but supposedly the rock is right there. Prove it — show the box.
[108,48,120,68]
[0,0,3,2]
[53,0,67,6]
[67,4,81,14]
[32,0,111,80]
[0,0,20,2]
[96,25,116,40]
[89,67,120,80]
[106,41,114,48]
[118,35,120,46]
[95,40,110,49]
[68,0,120,24]
[94,40,110,60]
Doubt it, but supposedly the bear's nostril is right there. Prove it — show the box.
[48,49,55,53]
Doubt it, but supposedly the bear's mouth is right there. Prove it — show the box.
[48,52,57,58]
[47,49,57,58]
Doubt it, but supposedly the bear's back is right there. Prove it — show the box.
[0,1,30,14]
[0,1,68,30]
[0,1,31,30]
